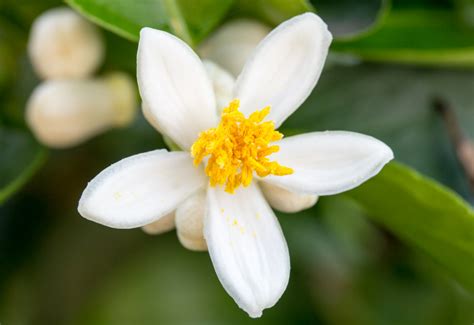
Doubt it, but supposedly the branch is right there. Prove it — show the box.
[433,98,474,194]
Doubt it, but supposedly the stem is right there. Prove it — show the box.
[433,98,474,194]
[164,0,194,47]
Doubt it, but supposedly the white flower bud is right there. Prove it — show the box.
[259,182,318,213]
[175,191,207,251]
[28,7,104,79]
[26,72,136,148]
[203,60,235,111]
[142,212,175,235]
[199,19,271,76]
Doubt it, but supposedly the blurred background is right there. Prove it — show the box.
[1,0,474,324]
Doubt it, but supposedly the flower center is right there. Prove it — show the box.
[191,99,293,193]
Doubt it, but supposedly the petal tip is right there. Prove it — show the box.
[384,146,395,163]
[267,131,394,195]
[136,25,217,150]
[362,137,395,182]
[77,191,116,229]
[293,12,333,39]
[247,308,263,319]
[77,150,203,229]
[233,11,332,127]
[373,137,395,166]
[205,185,290,319]
[77,183,129,229]
[138,27,175,53]
[139,26,157,39]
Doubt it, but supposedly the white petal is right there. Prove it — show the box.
[142,212,175,235]
[203,60,235,113]
[142,102,162,133]
[78,150,205,229]
[259,182,318,213]
[175,190,207,251]
[205,184,290,318]
[198,19,271,77]
[264,131,394,195]
[234,13,332,127]
[137,28,218,150]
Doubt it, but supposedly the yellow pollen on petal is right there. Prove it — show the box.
[191,99,293,193]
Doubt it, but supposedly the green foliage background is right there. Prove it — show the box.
[1,0,474,324]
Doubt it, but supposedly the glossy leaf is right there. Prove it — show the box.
[0,128,47,204]
[233,0,314,25]
[331,0,474,66]
[314,0,387,38]
[346,162,474,292]
[456,0,474,27]
[65,0,234,45]
[283,64,474,201]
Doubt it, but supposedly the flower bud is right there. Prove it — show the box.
[175,191,207,251]
[203,60,235,111]
[199,19,271,76]
[142,212,175,235]
[28,7,104,79]
[259,182,318,213]
[26,73,136,148]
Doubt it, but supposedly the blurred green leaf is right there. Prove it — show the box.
[100,30,138,75]
[346,161,474,292]
[0,128,47,204]
[332,0,474,66]
[456,0,474,27]
[314,0,387,38]
[0,0,59,31]
[284,64,474,200]
[233,0,314,25]
[286,196,474,325]
[0,40,15,93]
[65,0,234,45]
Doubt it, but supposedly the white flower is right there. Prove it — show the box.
[28,7,104,79]
[26,73,136,148]
[78,13,393,318]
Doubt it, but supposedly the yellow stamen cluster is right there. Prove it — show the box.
[191,99,293,193]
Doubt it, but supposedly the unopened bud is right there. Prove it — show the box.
[175,191,207,251]
[28,7,104,79]
[199,19,270,76]
[260,182,318,213]
[142,212,175,235]
[26,73,136,148]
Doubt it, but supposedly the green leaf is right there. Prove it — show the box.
[345,161,474,292]
[314,0,388,38]
[233,0,314,25]
[283,64,474,200]
[331,0,474,66]
[65,0,234,45]
[285,196,474,325]
[456,0,474,27]
[0,128,47,204]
